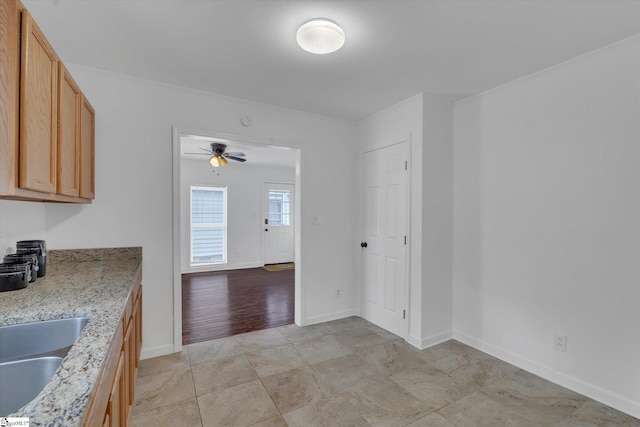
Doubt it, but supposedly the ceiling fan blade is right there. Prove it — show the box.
[199,147,213,153]
[225,152,245,157]
[226,155,247,162]
[184,152,211,155]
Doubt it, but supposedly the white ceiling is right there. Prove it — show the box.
[23,0,640,121]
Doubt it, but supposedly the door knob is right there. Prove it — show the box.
[360,242,368,248]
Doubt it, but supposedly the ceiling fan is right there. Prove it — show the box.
[186,143,247,167]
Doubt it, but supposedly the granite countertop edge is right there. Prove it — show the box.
[0,247,142,426]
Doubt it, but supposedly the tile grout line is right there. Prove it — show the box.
[184,345,206,427]
[239,328,290,426]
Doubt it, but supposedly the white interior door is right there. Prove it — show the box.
[362,142,408,337]
[263,182,295,264]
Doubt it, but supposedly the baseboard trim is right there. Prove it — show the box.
[140,344,175,361]
[407,330,453,350]
[552,369,640,419]
[453,330,640,419]
[302,309,358,326]
[181,262,263,274]
[453,331,552,378]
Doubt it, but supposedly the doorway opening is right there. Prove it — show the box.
[172,128,302,349]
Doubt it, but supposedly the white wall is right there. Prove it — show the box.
[421,94,455,344]
[28,65,358,358]
[356,93,455,349]
[180,159,294,272]
[0,200,46,255]
[453,35,640,417]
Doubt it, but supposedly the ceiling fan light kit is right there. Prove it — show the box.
[296,18,345,54]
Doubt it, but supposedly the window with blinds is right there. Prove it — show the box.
[190,185,227,264]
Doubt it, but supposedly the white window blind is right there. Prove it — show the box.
[190,186,227,264]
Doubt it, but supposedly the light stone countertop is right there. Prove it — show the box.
[0,247,142,426]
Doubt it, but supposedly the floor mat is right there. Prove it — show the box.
[261,262,295,271]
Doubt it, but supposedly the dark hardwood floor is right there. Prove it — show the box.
[182,267,294,345]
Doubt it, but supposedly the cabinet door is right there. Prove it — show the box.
[108,351,124,427]
[134,287,142,366]
[19,10,58,193]
[0,0,21,197]
[117,349,128,427]
[129,296,139,403]
[57,63,81,197]
[123,318,134,423]
[80,96,95,199]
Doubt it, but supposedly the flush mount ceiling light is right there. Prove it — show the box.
[296,19,345,54]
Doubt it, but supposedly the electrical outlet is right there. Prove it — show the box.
[336,289,342,298]
[553,334,567,352]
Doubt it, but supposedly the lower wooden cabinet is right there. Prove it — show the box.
[129,286,142,409]
[103,350,124,427]
[86,282,142,427]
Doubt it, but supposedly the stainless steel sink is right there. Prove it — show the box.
[0,357,63,415]
[0,317,89,415]
[0,317,89,362]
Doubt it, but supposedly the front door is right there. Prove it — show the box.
[362,142,408,337]
[263,182,294,264]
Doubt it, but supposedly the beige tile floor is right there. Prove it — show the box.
[131,317,640,427]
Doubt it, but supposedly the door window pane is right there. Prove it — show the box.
[268,191,290,226]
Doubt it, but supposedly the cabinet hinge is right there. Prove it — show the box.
[405,160,408,171]
[404,235,407,245]
[403,310,406,319]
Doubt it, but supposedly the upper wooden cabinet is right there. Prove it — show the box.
[0,0,23,199]
[20,9,58,194]
[0,0,95,203]
[58,63,81,197]
[80,97,95,199]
